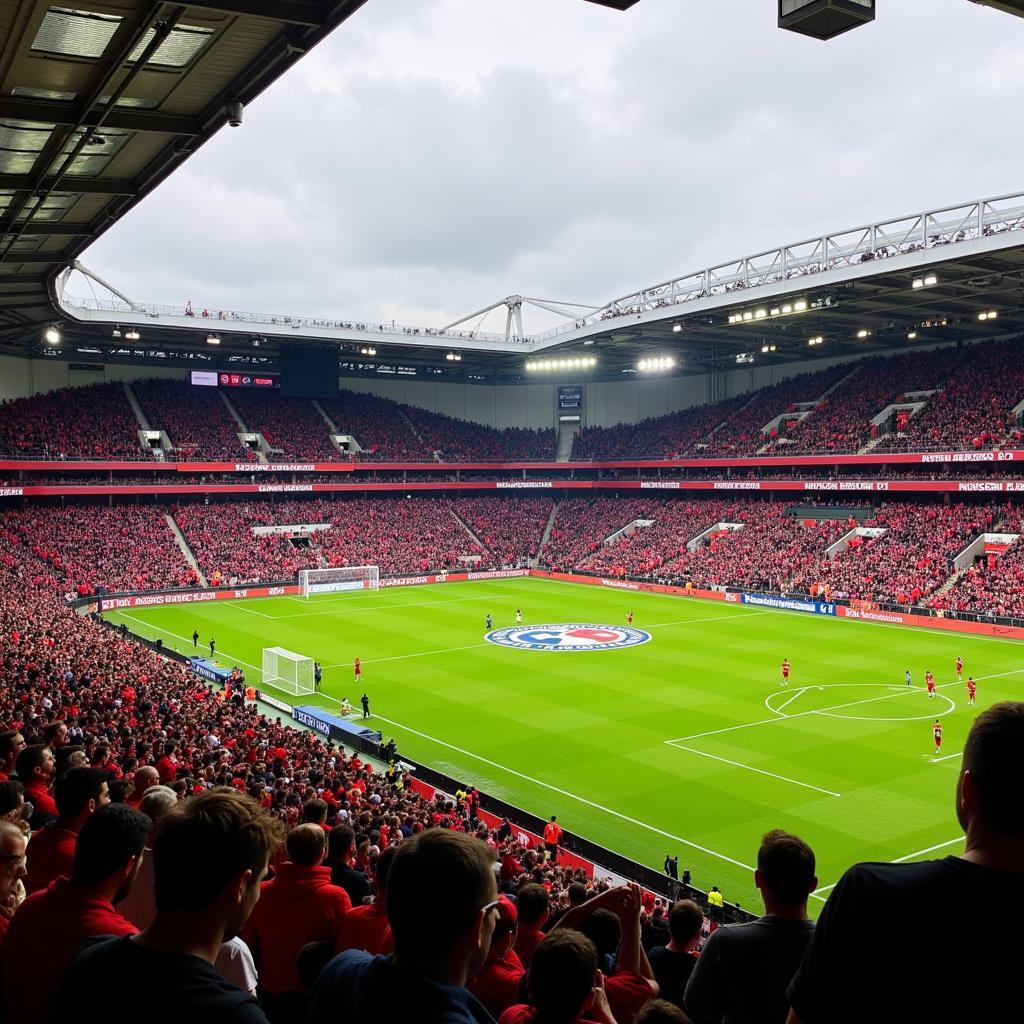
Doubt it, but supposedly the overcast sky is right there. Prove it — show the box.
[75,0,1024,334]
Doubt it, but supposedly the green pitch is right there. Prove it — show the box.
[105,578,1024,911]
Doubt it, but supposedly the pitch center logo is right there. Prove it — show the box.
[485,623,652,652]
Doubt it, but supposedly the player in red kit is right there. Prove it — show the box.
[626,610,634,626]
[781,658,790,686]
[967,677,976,706]
[354,657,361,683]
[926,671,936,699]
[933,719,942,755]
[955,656,963,681]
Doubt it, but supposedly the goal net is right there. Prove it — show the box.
[262,647,315,695]
[299,565,380,598]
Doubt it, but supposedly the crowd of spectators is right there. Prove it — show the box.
[0,383,144,461]
[318,392,428,461]
[227,391,341,462]
[1,505,197,595]
[875,339,1024,453]
[402,406,556,462]
[452,497,555,567]
[130,379,250,461]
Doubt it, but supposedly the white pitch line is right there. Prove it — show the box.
[224,602,274,619]
[892,835,965,862]
[929,751,963,763]
[369,712,756,874]
[669,744,841,797]
[113,614,262,673]
[773,687,809,714]
[324,640,495,669]
[273,592,496,619]
[665,669,1024,744]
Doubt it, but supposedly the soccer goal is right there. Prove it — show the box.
[262,647,315,695]
[299,565,380,598]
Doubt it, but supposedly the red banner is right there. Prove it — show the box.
[98,583,299,610]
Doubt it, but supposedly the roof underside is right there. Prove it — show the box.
[0,0,369,339]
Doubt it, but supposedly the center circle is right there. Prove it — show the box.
[485,623,652,652]
[765,683,956,722]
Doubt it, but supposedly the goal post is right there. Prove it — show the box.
[299,565,380,598]
[262,646,315,695]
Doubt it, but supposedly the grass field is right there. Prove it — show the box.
[106,577,1024,911]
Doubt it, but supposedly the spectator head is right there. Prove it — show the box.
[151,788,285,941]
[568,882,588,907]
[0,820,27,902]
[576,908,621,959]
[0,731,26,773]
[54,767,109,826]
[386,830,497,979]
[55,745,87,776]
[302,799,329,825]
[635,999,689,1024]
[328,824,356,863]
[526,930,599,1023]
[287,823,327,867]
[73,803,151,904]
[139,785,177,825]
[43,721,69,749]
[516,882,550,927]
[489,895,518,956]
[959,701,1024,849]
[755,830,817,911]
[15,744,55,786]
[0,781,25,824]
[131,766,160,796]
[667,899,704,949]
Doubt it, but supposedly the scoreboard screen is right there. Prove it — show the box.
[558,385,583,411]
[189,370,278,389]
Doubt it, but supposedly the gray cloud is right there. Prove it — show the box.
[80,0,1024,334]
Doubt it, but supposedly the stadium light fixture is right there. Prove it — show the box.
[206,334,221,345]
[637,357,676,372]
[908,331,918,339]
[125,329,140,341]
[808,336,824,346]
[111,327,121,338]
[525,356,598,372]
[445,352,462,361]
[857,329,871,339]
[755,309,768,319]
[793,300,808,312]
[978,310,999,321]
[360,346,377,356]
[912,274,938,289]
[672,323,682,333]
[760,344,777,353]
[43,326,60,345]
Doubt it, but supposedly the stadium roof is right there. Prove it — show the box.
[53,189,1024,384]
[0,0,368,344]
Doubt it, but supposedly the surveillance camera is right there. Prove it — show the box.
[225,101,243,127]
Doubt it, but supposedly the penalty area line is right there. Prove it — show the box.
[368,711,756,875]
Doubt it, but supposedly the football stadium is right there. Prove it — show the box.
[1,2,1022,1022]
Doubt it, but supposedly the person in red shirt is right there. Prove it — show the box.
[626,611,634,626]
[155,740,180,785]
[934,719,943,755]
[354,657,361,683]
[956,656,964,681]
[334,845,395,957]
[470,895,526,1019]
[2,803,149,1024]
[498,930,616,1024]
[124,765,160,807]
[781,659,791,686]
[513,883,549,967]
[25,766,109,895]
[243,823,352,1022]
[543,815,563,862]
[14,745,57,826]
[926,672,937,699]
[0,820,27,948]
[967,677,977,706]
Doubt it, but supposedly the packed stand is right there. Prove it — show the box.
[130,379,250,461]
[227,391,340,461]
[699,364,852,456]
[540,497,660,572]
[1,505,196,595]
[402,406,556,462]
[570,397,747,460]
[318,391,429,461]
[791,501,998,606]
[452,496,554,567]
[928,504,1024,617]
[875,338,1024,453]
[0,383,144,461]
[769,347,963,455]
